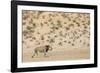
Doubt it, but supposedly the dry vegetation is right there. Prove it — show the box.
[22,10,90,62]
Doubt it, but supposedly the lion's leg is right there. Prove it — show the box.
[32,50,38,58]
[36,51,38,56]
[44,52,49,57]
[32,52,35,58]
[44,52,46,56]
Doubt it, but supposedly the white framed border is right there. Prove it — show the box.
[17,5,94,68]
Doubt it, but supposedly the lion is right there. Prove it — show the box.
[32,45,53,58]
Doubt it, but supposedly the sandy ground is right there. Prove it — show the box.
[22,11,90,63]
[22,48,90,62]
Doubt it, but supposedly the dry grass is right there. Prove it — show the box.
[22,11,90,63]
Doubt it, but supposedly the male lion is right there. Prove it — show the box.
[32,45,53,58]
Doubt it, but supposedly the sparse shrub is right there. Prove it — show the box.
[26,26,32,30]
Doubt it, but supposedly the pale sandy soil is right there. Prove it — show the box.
[23,48,90,62]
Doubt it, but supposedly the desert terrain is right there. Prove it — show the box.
[23,48,90,62]
[22,10,90,62]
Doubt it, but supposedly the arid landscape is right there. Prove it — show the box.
[22,10,90,62]
[23,48,90,62]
